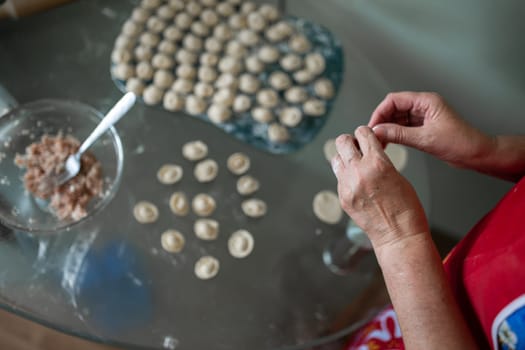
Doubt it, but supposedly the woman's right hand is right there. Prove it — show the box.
[368,92,495,170]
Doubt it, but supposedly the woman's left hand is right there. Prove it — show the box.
[332,126,429,249]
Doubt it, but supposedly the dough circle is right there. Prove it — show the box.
[323,138,337,162]
[228,230,254,258]
[157,164,183,184]
[227,152,250,175]
[313,190,343,224]
[384,143,409,171]
[182,140,208,161]
[194,218,219,240]
[161,229,185,253]
[237,175,260,196]
[192,193,217,217]
[169,192,190,216]
[194,159,219,182]
[241,198,267,218]
[133,201,159,223]
[194,256,220,280]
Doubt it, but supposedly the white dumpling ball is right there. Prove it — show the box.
[314,78,335,99]
[258,45,280,63]
[239,74,260,95]
[257,89,279,108]
[279,106,303,127]
[207,104,232,124]
[269,71,292,91]
[280,53,303,72]
[172,79,194,94]
[154,70,175,89]
[142,85,164,105]
[267,122,289,143]
[233,94,252,113]
[251,107,274,123]
[303,98,326,117]
[185,94,207,115]
[163,91,185,111]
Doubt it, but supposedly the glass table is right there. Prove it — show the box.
[0,0,430,349]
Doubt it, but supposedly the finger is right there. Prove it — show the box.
[331,153,344,180]
[368,91,423,128]
[355,126,384,156]
[372,123,422,149]
[335,134,362,165]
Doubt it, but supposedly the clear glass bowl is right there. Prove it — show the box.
[0,99,124,234]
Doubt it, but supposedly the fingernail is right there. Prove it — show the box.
[372,125,383,133]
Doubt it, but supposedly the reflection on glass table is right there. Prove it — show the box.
[0,0,430,349]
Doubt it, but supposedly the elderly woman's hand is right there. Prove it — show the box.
[332,126,429,249]
[369,92,494,170]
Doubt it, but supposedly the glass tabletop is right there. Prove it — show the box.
[0,0,430,349]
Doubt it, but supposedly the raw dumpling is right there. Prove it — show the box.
[163,90,185,111]
[182,140,208,161]
[312,190,342,224]
[142,85,164,105]
[208,104,232,124]
[241,198,267,218]
[228,230,254,258]
[192,193,217,217]
[251,107,274,123]
[161,230,185,253]
[169,192,190,216]
[185,95,207,115]
[267,122,289,143]
[194,219,219,240]
[194,256,220,280]
[133,201,159,223]
[157,164,183,184]
[236,175,260,196]
[227,152,250,175]
[303,98,326,117]
[194,159,219,182]
[279,107,303,127]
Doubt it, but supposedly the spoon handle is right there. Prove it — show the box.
[78,92,136,155]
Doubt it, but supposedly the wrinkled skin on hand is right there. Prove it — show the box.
[332,126,429,249]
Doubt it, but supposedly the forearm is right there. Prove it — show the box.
[374,234,477,350]
[474,135,525,182]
